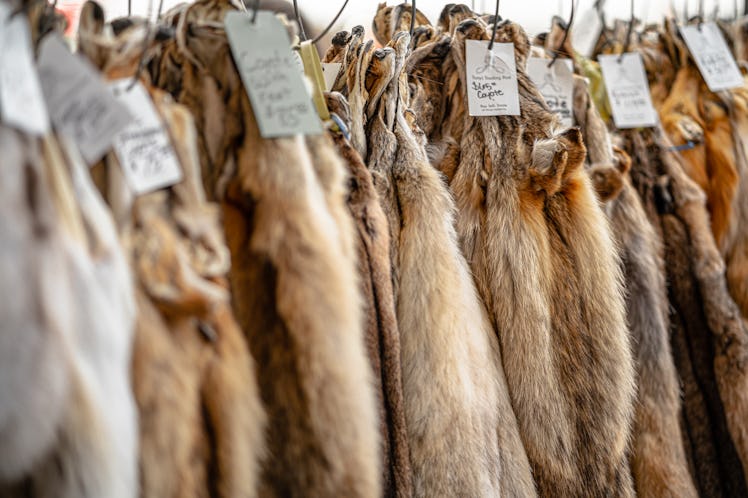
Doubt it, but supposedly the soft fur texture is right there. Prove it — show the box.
[0,133,139,498]
[327,92,413,498]
[441,19,636,497]
[624,127,748,497]
[574,78,698,498]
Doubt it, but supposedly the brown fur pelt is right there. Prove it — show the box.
[624,127,748,497]
[441,18,636,497]
[373,36,536,496]
[372,2,431,46]
[575,78,697,498]
[326,93,413,498]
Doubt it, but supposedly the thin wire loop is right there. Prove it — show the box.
[618,0,634,63]
[487,0,500,50]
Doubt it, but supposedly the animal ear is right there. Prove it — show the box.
[557,127,586,175]
[377,2,387,11]
[529,138,566,196]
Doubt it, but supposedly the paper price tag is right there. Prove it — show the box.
[527,57,574,127]
[322,63,342,91]
[224,11,322,138]
[109,80,183,195]
[37,35,132,164]
[572,8,603,58]
[0,3,50,135]
[599,53,657,129]
[681,22,743,92]
[466,40,520,116]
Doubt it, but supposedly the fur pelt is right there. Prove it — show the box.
[327,92,413,498]
[371,2,431,46]
[575,78,697,498]
[0,132,139,498]
[625,127,748,497]
[442,18,636,497]
[373,36,536,496]
[0,127,72,483]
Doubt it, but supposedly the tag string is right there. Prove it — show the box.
[618,0,634,63]
[549,0,575,67]
[487,0,500,51]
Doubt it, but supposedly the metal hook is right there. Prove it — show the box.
[487,0,500,51]
[409,0,416,37]
[549,0,575,67]
[618,0,634,63]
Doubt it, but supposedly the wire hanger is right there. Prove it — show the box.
[548,0,575,67]
[487,0,500,51]
[618,0,634,63]
[292,0,349,45]
[410,0,416,37]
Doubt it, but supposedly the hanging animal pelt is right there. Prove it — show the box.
[572,76,698,498]
[326,92,413,498]
[360,30,537,497]
[441,18,636,497]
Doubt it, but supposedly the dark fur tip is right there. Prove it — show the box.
[84,0,105,22]
[434,36,452,56]
[552,15,567,30]
[332,30,350,46]
[352,25,365,36]
[449,4,472,15]
[561,127,583,145]
[456,18,480,33]
[155,25,174,41]
[110,17,134,35]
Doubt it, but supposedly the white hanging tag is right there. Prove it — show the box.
[527,57,574,127]
[466,40,520,116]
[681,22,744,92]
[109,80,183,195]
[224,10,322,138]
[0,3,50,136]
[322,62,342,91]
[598,53,658,129]
[37,35,132,164]
[571,8,602,58]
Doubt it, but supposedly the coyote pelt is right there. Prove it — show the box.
[443,19,636,497]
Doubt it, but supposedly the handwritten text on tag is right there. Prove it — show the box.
[37,36,131,164]
[527,57,574,127]
[109,80,183,195]
[599,53,657,129]
[466,40,520,116]
[224,11,321,138]
[681,23,743,92]
[0,4,50,136]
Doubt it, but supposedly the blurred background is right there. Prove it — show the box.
[58,0,748,47]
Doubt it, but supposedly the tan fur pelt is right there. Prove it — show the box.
[575,79,697,497]
[624,127,748,497]
[326,93,413,497]
[379,60,536,498]
[219,88,380,498]
[372,2,431,46]
[441,19,636,497]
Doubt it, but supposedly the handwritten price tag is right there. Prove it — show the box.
[466,40,520,116]
[527,57,574,127]
[224,11,321,138]
[0,3,50,136]
[37,35,132,164]
[109,80,183,195]
[681,22,743,92]
[599,53,657,129]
